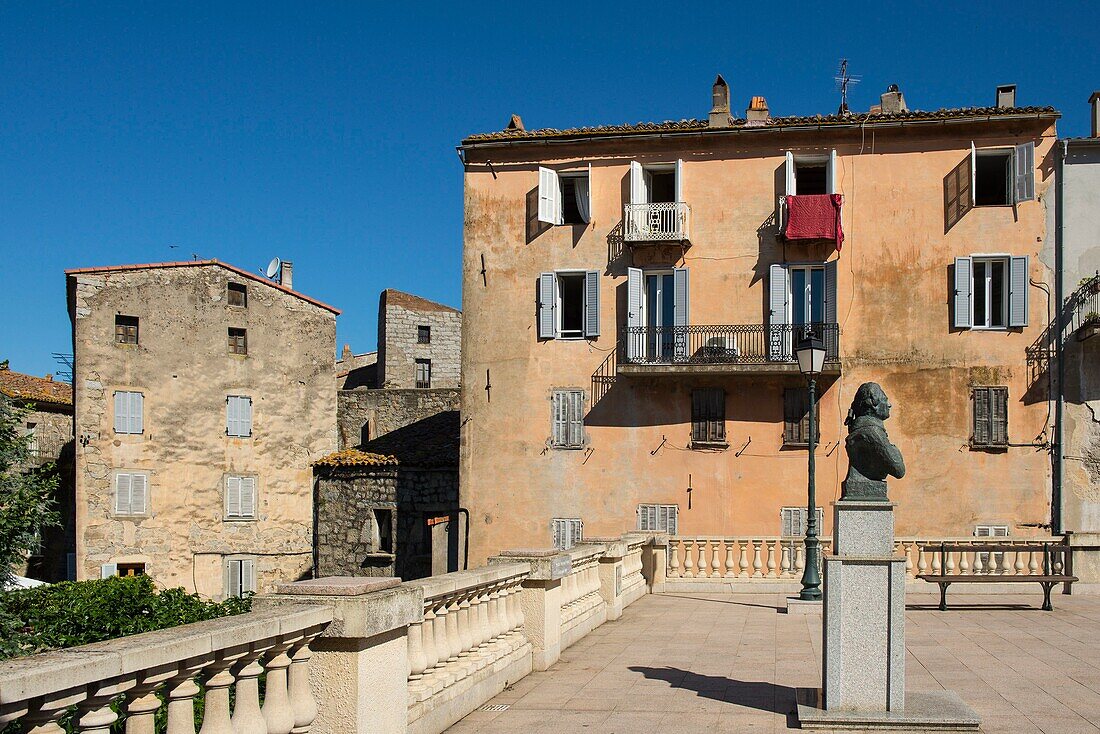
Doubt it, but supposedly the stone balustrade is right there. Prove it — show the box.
[662,536,1065,587]
[0,604,332,734]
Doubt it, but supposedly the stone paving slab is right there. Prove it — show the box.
[446,591,1100,734]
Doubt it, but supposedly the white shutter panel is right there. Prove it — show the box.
[970,142,977,207]
[130,474,147,515]
[114,392,128,433]
[538,167,559,225]
[674,158,684,202]
[584,270,600,338]
[1014,142,1035,203]
[227,397,238,436]
[672,268,689,360]
[626,267,643,361]
[585,162,592,222]
[1008,256,1029,328]
[572,520,583,547]
[115,473,132,514]
[769,264,790,360]
[993,526,1009,537]
[132,393,144,434]
[551,392,563,446]
[241,397,253,436]
[782,508,794,537]
[637,506,647,531]
[537,273,556,339]
[629,161,645,205]
[953,257,973,329]
[553,520,564,550]
[226,476,241,517]
[975,526,991,537]
[228,560,241,598]
[666,506,678,535]
[241,477,256,518]
[816,507,824,533]
[101,563,118,579]
[241,559,255,594]
[785,151,795,196]
[827,149,838,194]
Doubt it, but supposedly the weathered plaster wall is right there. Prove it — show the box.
[461,121,1057,564]
[70,265,337,596]
[337,387,460,449]
[377,294,461,389]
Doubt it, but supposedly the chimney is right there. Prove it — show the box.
[45,374,53,382]
[996,84,1017,109]
[506,114,524,131]
[879,84,908,114]
[342,344,353,361]
[280,261,293,290]
[1091,91,1100,138]
[709,75,731,128]
[745,96,769,126]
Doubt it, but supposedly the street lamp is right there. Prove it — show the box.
[796,333,826,601]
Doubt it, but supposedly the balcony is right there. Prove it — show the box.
[623,202,691,243]
[618,323,840,376]
[779,194,844,247]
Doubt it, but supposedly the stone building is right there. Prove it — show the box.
[0,362,75,581]
[459,78,1060,564]
[376,289,461,389]
[66,260,339,598]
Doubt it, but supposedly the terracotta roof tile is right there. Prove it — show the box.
[0,368,72,406]
[381,289,460,314]
[312,448,399,468]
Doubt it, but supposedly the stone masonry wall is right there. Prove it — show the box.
[378,297,461,389]
[315,467,398,577]
[337,388,460,449]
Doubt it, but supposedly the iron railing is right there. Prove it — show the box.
[620,323,840,366]
[1070,271,1100,334]
[623,202,690,242]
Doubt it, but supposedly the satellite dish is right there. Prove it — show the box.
[265,257,282,281]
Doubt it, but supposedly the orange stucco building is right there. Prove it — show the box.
[458,79,1060,565]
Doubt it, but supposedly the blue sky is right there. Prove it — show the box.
[2,1,1098,378]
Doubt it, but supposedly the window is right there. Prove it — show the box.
[113,391,144,434]
[550,389,585,448]
[974,149,1012,206]
[100,562,146,578]
[637,504,678,535]
[114,472,148,516]
[417,325,431,344]
[225,475,257,520]
[24,423,38,457]
[972,386,1009,448]
[226,395,253,437]
[628,160,683,205]
[975,525,1009,570]
[225,558,256,598]
[785,150,838,196]
[228,283,247,308]
[953,256,1028,329]
[781,507,824,537]
[691,388,726,446]
[115,315,139,344]
[784,388,820,446]
[537,271,600,340]
[624,267,689,362]
[767,262,838,361]
[415,359,432,389]
[537,166,591,225]
[373,508,393,554]
[228,328,248,355]
[552,518,583,550]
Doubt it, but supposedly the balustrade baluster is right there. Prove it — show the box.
[288,637,320,734]
[473,587,492,662]
[946,550,956,575]
[199,659,236,734]
[421,605,440,671]
[711,541,721,577]
[917,545,928,576]
[407,616,428,680]
[794,543,805,576]
[231,647,267,734]
[124,687,162,734]
[508,580,523,633]
[683,540,695,578]
[261,642,296,734]
[780,544,791,578]
[973,550,984,574]
[931,550,941,574]
[1014,550,1026,576]
[456,592,475,666]
[165,671,201,734]
[77,700,121,734]
[738,541,749,577]
[485,585,504,646]
[752,540,763,578]
[959,550,971,575]
[1028,550,1040,575]
[697,541,708,578]
[22,699,75,734]
[766,540,777,578]
[724,541,736,578]
[668,540,680,578]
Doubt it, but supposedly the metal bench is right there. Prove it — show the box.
[916,542,1077,611]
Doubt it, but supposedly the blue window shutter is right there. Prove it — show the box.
[538,273,556,339]
[769,264,790,360]
[954,257,973,328]
[584,270,600,338]
[1014,143,1035,203]
[626,268,643,361]
[1008,256,1029,327]
[824,260,839,358]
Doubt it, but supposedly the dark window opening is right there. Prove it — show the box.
[115,315,139,344]
[415,359,431,389]
[228,283,247,308]
[360,423,371,446]
[691,388,726,445]
[975,151,1012,206]
[559,274,585,337]
[796,164,827,195]
[561,176,585,224]
[417,325,431,344]
[648,170,676,203]
[374,508,393,554]
[228,328,248,355]
[973,258,1007,328]
[784,388,821,446]
[117,563,146,577]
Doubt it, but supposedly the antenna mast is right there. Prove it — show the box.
[834,58,861,115]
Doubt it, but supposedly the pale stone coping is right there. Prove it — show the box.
[0,605,332,706]
[257,584,421,640]
[276,576,401,595]
[497,547,559,558]
[565,543,607,564]
[831,500,898,509]
[406,562,530,601]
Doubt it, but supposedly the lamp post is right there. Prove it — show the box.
[796,333,826,601]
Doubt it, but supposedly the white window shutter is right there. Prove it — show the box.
[132,393,144,434]
[228,560,241,598]
[1008,256,1029,327]
[227,397,238,436]
[1014,142,1035,203]
[584,270,600,338]
[674,158,684,202]
[241,559,255,594]
[785,151,795,196]
[115,473,132,514]
[537,273,556,339]
[827,149,838,194]
[114,392,127,434]
[666,506,678,535]
[101,563,118,579]
[993,526,1009,537]
[551,392,563,446]
[241,398,253,436]
[538,167,559,225]
[585,162,593,222]
[226,476,241,517]
[130,474,147,515]
[769,264,790,360]
[626,267,643,361]
[241,477,256,518]
[970,142,977,207]
[629,161,645,205]
[553,520,564,550]
[571,520,583,547]
[781,508,794,537]
[953,257,973,329]
[975,526,991,537]
[672,268,689,327]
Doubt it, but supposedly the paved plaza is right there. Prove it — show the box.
[447,591,1100,733]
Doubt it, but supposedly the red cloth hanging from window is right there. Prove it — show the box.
[784,194,844,250]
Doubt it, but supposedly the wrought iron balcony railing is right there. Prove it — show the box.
[620,323,840,366]
[623,202,690,242]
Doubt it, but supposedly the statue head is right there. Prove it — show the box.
[845,382,891,425]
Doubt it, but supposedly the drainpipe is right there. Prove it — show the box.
[1053,140,1067,535]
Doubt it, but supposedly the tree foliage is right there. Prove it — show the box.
[0,393,60,587]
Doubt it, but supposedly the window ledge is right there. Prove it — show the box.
[550,444,586,451]
[690,442,729,451]
[363,552,395,560]
[223,517,257,523]
[970,443,1009,453]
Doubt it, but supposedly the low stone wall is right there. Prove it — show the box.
[337,388,460,449]
[315,466,398,577]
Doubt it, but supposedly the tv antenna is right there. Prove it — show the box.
[834,58,861,115]
[264,257,283,284]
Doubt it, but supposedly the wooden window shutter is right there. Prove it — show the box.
[227,397,238,436]
[1008,256,1029,328]
[784,151,795,196]
[769,264,790,360]
[570,390,584,446]
[130,474,147,515]
[973,387,991,446]
[665,506,678,535]
[115,473,132,514]
[538,167,559,225]
[571,520,583,547]
[944,155,973,232]
[993,526,1009,537]
[1014,142,1035,203]
[551,392,564,446]
[584,270,600,338]
[629,161,645,206]
[781,507,796,537]
[626,268,643,361]
[553,520,565,550]
[226,476,241,517]
[824,260,838,357]
[827,149,838,194]
[674,158,684,203]
[100,563,118,579]
[241,397,253,437]
[241,559,255,594]
[991,387,1009,446]
[114,392,128,434]
[132,393,144,434]
[953,257,973,329]
[228,560,241,598]
[241,477,256,518]
[537,273,556,339]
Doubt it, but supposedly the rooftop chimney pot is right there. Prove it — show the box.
[280,261,293,290]
[996,84,1017,109]
[1090,91,1100,138]
[709,75,731,128]
[745,96,770,126]
[342,344,353,361]
[506,114,524,131]
[879,84,908,114]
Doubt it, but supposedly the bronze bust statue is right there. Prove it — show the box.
[842,382,905,501]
